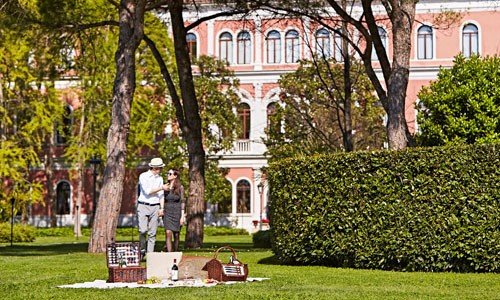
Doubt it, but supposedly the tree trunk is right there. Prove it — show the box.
[0,75,4,141]
[385,1,416,149]
[74,102,86,237]
[321,0,417,150]
[341,3,353,152]
[74,166,83,237]
[168,0,206,248]
[88,0,146,253]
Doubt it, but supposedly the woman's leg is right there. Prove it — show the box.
[173,231,180,252]
[166,230,173,252]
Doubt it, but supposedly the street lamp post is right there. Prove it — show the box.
[10,197,15,247]
[89,157,102,227]
[257,182,264,231]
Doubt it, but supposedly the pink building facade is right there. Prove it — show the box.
[28,1,500,232]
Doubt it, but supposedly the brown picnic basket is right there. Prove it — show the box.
[106,241,146,283]
[202,245,248,282]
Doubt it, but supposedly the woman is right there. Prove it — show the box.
[163,168,185,252]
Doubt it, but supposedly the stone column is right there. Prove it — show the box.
[207,19,215,56]
[254,19,262,70]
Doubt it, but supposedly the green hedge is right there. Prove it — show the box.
[33,226,246,238]
[268,144,500,272]
[203,226,248,236]
[253,230,272,248]
[0,223,36,242]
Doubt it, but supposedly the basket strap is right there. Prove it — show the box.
[214,245,237,260]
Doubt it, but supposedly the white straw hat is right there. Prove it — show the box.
[148,157,165,168]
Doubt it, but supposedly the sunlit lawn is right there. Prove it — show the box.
[1,232,500,299]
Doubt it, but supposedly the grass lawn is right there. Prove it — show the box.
[1,232,500,299]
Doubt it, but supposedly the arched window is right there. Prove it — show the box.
[219,32,233,63]
[372,26,388,60]
[236,180,250,213]
[266,30,281,64]
[315,29,331,58]
[462,24,479,58]
[55,104,73,145]
[186,33,197,60]
[237,103,251,139]
[417,25,433,59]
[56,181,71,215]
[285,30,300,63]
[333,28,344,62]
[237,31,251,64]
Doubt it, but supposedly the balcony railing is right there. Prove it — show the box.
[212,139,266,156]
[235,140,251,152]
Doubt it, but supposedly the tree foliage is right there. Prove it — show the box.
[1,1,242,242]
[0,1,68,221]
[265,58,385,160]
[416,54,500,146]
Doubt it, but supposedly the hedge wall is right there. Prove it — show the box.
[0,223,36,243]
[267,144,500,272]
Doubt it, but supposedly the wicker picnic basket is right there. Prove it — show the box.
[106,242,146,283]
[202,246,248,282]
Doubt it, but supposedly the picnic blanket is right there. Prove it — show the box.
[57,278,269,289]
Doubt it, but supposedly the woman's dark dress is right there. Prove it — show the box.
[163,188,183,232]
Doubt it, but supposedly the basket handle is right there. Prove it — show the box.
[214,245,238,260]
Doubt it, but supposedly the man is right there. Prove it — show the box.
[137,157,168,260]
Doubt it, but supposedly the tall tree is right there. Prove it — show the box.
[266,58,385,159]
[63,10,172,236]
[260,0,418,149]
[88,0,147,252]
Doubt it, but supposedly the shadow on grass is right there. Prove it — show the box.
[188,242,255,252]
[0,242,90,256]
[257,255,283,265]
[0,241,260,257]
[1,242,285,267]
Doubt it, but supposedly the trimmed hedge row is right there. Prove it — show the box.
[0,223,36,242]
[267,144,500,272]
[26,226,246,238]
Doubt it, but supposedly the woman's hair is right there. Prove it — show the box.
[170,169,181,196]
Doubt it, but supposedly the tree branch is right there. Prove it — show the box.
[186,9,250,31]
[142,34,186,128]
[69,20,120,31]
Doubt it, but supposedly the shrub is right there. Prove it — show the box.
[204,226,248,236]
[0,223,37,242]
[33,226,248,238]
[35,227,90,237]
[268,144,500,272]
[253,230,272,248]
